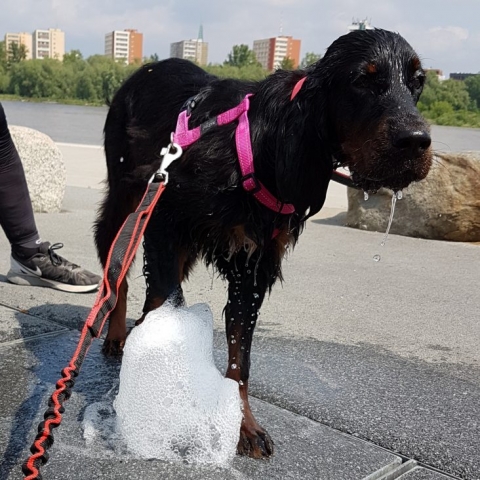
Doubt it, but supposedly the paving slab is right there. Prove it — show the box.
[0,305,66,344]
[0,331,402,480]
[397,466,457,479]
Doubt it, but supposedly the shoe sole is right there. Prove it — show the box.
[7,270,100,293]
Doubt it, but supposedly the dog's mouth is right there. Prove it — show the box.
[349,168,421,193]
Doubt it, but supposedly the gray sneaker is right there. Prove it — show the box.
[7,242,102,293]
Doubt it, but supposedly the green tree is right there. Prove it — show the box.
[465,74,480,109]
[224,45,260,68]
[8,42,28,64]
[63,50,84,63]
[0,41,7,67]
[300,52,321,68]
[279,57,295,70]
[146,53,159,62]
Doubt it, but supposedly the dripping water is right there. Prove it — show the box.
[373,190,402,262]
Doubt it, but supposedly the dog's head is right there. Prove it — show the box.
[311,29,432,192]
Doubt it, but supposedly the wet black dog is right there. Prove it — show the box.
[95,29,432,458]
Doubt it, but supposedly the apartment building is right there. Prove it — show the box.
[4,32,33,60]
[32,28,65,59]
[125,29,143,64]
[253,35,301,71]
[170,39,208,65]
[105,29,143,64]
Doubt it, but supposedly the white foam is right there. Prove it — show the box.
[113,302,242,465]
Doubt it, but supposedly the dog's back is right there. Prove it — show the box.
[96,59,214,262]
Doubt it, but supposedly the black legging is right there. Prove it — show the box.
[0,102,40,249]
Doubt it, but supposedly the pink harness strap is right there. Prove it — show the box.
[173,94,295,215]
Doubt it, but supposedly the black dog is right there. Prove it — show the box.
[94,28,432,458]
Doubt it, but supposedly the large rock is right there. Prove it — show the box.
[345,152,480,242]
[9,125,66,213]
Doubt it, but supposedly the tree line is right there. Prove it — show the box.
[1,40,479,127]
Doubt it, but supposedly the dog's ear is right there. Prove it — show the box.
[273,75,333,217]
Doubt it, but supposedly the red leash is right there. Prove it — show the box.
[22,178,166,480]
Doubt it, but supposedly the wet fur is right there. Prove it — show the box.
[94,29,432,458]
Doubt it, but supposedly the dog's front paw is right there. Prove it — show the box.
[102,338,125,357]
[237,423,274,458]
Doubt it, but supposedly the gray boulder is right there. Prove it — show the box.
[9,125,66,213]
[345,152,480,242]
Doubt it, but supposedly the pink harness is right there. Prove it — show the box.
[172,94,296,215]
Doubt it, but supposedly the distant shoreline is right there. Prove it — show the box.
[0,94,105,108]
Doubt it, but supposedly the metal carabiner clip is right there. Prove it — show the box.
[149,135,183,185]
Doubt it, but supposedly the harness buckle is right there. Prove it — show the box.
[149,135,183,185]
[241,173,262,194]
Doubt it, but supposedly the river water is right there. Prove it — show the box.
[2,99,480,151]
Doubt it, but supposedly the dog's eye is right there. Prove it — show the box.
[410,73,425,91]
[352,75,369,89]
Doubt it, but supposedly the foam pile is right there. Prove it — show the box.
[114,302,242,465]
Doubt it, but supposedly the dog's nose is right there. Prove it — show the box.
[393,130,431,151]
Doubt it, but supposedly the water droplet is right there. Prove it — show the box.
[253,293,259,299]
[396,190,403,200]
[119,157,124,163]
[364,191,369,201]
[238,380,244,386]
[230,335,234,338]
[231,339,236,344]
[251,320,255,324]
[236,274,241,278]
[231,363,237,370]
[373,254,381,262]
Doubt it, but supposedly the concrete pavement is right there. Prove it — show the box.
[0,143,477,479]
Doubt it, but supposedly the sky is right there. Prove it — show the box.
[2,0,480,76]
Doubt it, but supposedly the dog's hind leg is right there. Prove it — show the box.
[219,250,275,458]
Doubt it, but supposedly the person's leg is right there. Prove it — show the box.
[0,102,41,257]
[0,102,102,293]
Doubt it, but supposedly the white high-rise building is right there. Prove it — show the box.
[32,29,65,60]
[105,31,129,63]
[4,32,33,60]
[170,26,208,66]
[104,30,143,64]
[348,19,374,32]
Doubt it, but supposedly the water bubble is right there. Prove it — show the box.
[373,254,381,262]
[231,339,236,344]
[247,270,251,274]
[364,191,369,201]
[231,364,237,370]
